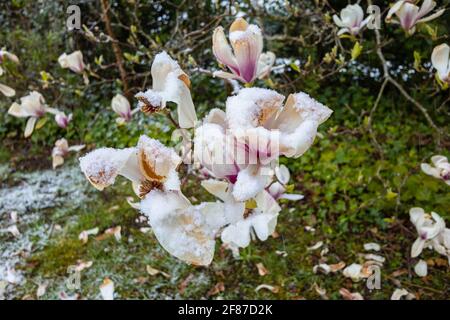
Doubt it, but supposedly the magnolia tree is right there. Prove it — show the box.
[2,1,449,267]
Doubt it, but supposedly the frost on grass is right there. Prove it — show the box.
[0,165,91,299]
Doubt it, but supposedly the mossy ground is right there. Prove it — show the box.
[1,111,448,300]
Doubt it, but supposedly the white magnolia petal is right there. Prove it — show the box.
[409,207,425,225]
[431,155,448,166]
[386,1,407,21]
[174,80,197,129]
[221,220,252,248]
[411,237,425,258]
[255,190,281,216]
[212,70,239,80]
[333,14,345,27]
[8,102,27,117]
[250,212,278,242]
[232,166,270,202]
[194,123,237,179]
[257,51,275,79]
[0,83,15,97]
[204,108,227,127]
[343,263,363,281]
[416,8,444,24]
[79,147,141,190]
[99,278,114,300]
[201,179,230,202]
[417,0,435,19]
[279,193,304,201]
[391,288,415,300]
[431,44,450,81]
[137,135,181,183]
[420,163,440,179]
[151,51,184,92]
[275,165,290,185]
[226,87,285,131]
[212,26,239,73]
[67,144,86,152]
[24,117,37,138]
[140,190,216,266]
[414,259,428,277]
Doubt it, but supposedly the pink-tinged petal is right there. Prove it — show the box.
[416,0,435,20]
[416,8,445,24]
[386,1,407,22]
[230,24,263,83]
[431,44,450,81]
[212,70,240,80]
[212,27,239,74]
[398,3,419,30]
[0,83,15,97]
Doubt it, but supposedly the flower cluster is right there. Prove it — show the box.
[409,208,450,264]
[79,18,332,265]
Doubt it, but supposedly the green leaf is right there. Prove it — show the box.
[35,117,47,130]
[351,41,363,60]
[290,62,301,73]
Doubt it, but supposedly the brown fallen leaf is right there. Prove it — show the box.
[329,261,346,272]
[96,226,122,242]
[339,288,364,300]
[256,263,269,276]
[390,269,408,277]
[207,282,225,296]
[178,273,194,295]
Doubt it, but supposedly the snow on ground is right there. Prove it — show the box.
[0,164,90,299]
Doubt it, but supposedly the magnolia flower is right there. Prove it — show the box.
[194,88,331,202]
[0,49,19,97]
[333,4,371,36]
[421,155,450,185]
[135,51,197,129]
[212,17,275,83]
[79,135,182,196]
[409,207,446,258]
[226,88,332,160]
[52,138,85,169]
[386,0,444,34]
[55,112,72,129]
[111,94,138,124]
[58,51,85,74]
[8,91,58,137]
[431,44,450,84]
